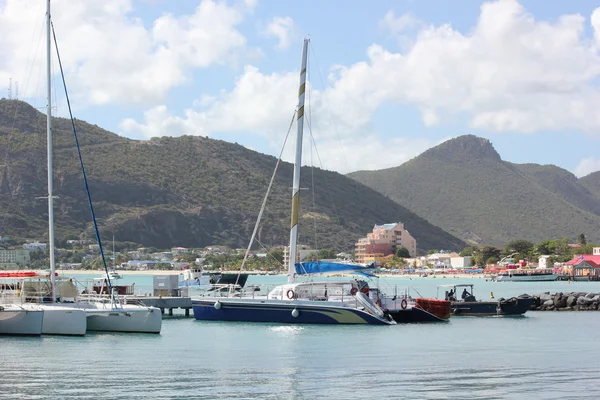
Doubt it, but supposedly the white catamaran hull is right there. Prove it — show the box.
[84,306,162,333]
[36,305,87,336]
[0,306,44,336]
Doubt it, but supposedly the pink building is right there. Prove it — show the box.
[355,222,417,263]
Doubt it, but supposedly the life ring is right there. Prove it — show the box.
[286,289,295,299]
[350,287,358,296]
[400,299,408,309]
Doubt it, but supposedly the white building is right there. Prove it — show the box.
[0,249,30,266]
[450,256,472,269]
[23,242,46,251]
[538,255,553,269]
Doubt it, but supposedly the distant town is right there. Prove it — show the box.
[1,222,598,280]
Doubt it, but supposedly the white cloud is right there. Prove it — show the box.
[380,11,419,34]
[263,16,295,50]
[122,0,600,173]
[121,65,300,140]
[574,158,600,177]
[0,0,252,106]
[336,0,600,134]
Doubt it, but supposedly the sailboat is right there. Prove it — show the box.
[14,0,161,334]
[191,39,395,325]
[9,0,89,336]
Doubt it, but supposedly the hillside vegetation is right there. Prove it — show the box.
[0,99,465,253]
[349,135,600,246]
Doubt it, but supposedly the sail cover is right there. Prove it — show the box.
[295,261,375,275]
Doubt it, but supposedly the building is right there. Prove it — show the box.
[282,245,314,269]
[23,242,46,251]
[0,249,30,266]
[355,222,417,263]
[564,248,600,280]
[171,247,189,255]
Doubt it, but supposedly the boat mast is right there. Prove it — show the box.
[46,0,56,302]
[288,38,309,284]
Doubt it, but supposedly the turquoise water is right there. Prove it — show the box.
[2,274,600,399]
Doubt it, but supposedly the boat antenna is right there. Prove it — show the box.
[288,38,309,284]
[46,0,57,302]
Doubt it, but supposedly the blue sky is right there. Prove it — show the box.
[3,0,600,176]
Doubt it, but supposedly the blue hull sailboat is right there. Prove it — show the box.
[192,39,395,326]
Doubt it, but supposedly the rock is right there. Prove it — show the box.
[559,296,568,308]
[577,297,591,305]
[553,296,562,307]
[543,299,554,306]
[539,293,552,301]
[585,292,595,299]
[567,295,577,307]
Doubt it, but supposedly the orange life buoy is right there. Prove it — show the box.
[400,299,408,309]
[286,289,295,299]
[350,287,358,296]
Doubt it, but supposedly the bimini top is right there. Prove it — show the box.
[437,284,474,289]
[295,261,375,275]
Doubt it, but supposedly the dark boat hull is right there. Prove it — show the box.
[389,307,448,323]
[192,299,394,325]
[451,297,535,316]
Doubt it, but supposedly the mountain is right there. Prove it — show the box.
[0,99,465,253]
[349,135,600,246]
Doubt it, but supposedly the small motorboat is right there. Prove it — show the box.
[439,284,534,316]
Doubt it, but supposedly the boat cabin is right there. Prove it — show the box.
[437,284,477,302]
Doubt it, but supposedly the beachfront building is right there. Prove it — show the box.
[355,222,417,264]
[565,249,600,280]
[0,249,30,267]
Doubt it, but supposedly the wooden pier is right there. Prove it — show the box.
[135,296,193,317]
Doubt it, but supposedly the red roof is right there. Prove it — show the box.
[566,255,600,266]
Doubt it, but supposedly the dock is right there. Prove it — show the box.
[134,296,193,317]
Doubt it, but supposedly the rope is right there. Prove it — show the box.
[234,110,297,287]
[51,21,113,296]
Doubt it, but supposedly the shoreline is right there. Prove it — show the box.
[46,270,487,279]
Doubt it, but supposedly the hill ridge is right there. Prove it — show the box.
[0,99,465,253]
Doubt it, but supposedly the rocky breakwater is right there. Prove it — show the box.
[528,292,600,311]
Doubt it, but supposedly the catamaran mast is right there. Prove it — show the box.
[288,38,309,283]
[46,0,56,302]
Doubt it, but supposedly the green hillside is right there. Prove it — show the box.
[0,99,465,253]
[349,135,600,246]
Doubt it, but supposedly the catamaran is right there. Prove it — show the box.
[191,39,395,325]
[17,0,162,334]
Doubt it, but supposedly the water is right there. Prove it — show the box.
[2,274,600,399]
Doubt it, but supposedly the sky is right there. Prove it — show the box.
[2,0,600,177]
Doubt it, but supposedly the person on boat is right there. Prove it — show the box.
[461,288,469,300]
[450,289,457,301]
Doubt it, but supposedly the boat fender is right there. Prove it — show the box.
[214,301,222,310]
[350,287,358,296]
[291,308,299,318]
[286,289,295,299]
[400,299,408,309]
